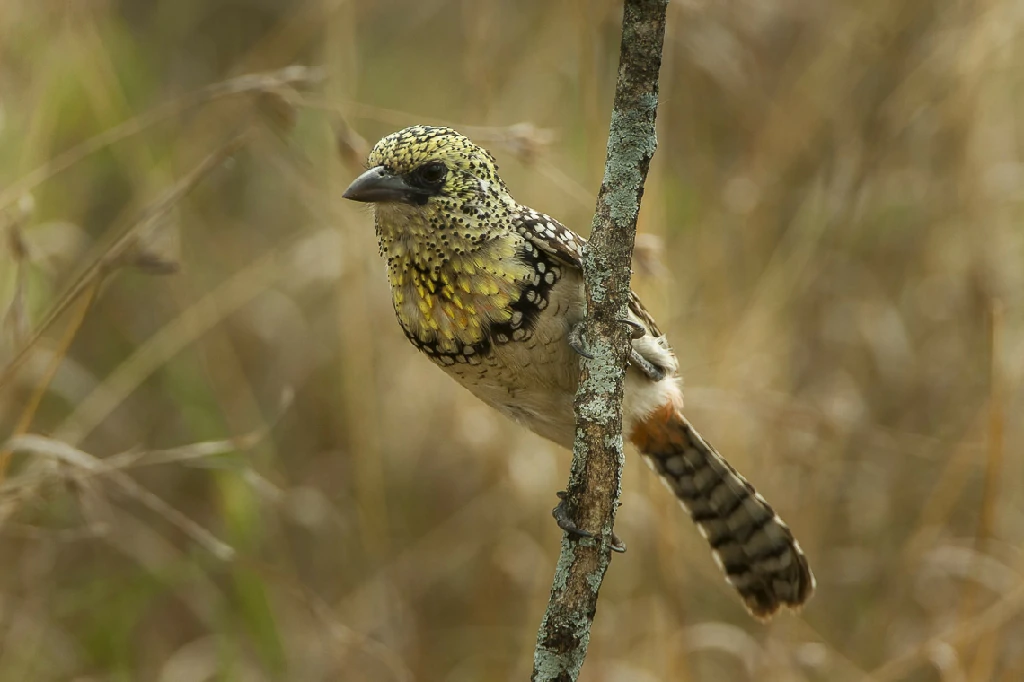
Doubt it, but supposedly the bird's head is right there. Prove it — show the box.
[343,126,515,244]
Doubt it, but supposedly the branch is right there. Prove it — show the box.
[531,1,668,680]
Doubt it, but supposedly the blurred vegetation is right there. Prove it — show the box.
[1,1,1022,680]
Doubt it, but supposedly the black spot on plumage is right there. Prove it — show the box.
[691,508,719,524]
[723,560,752,578]
[735,510,777,546]
[404,324,490,364]
[486,244,561,347]
[747,536,795,564]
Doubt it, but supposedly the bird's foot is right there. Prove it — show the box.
[629,349,667,381]
[552,491,626,553]
[567,323,594,359]
[617,316,647,340]
[571,320,665,382]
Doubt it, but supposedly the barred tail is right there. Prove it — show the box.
[630,403,814,619]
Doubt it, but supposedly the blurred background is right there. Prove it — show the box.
[1,1,1022,680]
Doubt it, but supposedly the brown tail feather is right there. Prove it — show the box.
[630,403,814,619]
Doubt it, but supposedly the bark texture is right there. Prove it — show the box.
[531,1,668,680]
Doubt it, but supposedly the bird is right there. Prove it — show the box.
[342,125,814,619]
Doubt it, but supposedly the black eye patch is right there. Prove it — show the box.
[407,161,448,190]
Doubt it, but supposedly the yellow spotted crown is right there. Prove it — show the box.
[368,126,508,201]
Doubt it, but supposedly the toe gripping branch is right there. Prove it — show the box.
[567,323,594,359]
[568,320,666,382]
[552,491,626,554]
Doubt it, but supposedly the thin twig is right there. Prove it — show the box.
[0,66,322,214]
[0,128,256,394]
[0,67,322,396]
[531,1,668,680]
[965,297,1006,681]
[861,580,1024,682]
[0,279,100,481]
[3,435,235,560]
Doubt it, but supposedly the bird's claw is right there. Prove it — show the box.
[617,317,647,340]
[567,324,594,359]
[629,349,667,381]
[552,491,627,553]
[553,491,593,538]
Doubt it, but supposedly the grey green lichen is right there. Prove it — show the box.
[532,1,667,680]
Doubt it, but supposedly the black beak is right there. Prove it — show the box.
[343,166,423,204]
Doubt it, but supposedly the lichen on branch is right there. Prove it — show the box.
[530,1,669,681]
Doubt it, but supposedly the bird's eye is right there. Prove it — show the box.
[416,161,447,185]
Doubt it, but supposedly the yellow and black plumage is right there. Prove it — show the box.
[344,125,814,619]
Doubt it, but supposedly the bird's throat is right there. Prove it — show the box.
[375,213,533,358]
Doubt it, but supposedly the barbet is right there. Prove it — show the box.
[343,125,814,619]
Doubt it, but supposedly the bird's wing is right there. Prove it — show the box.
[510,207,587,268]
[511,207,663,338]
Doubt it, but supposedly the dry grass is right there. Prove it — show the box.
[1,1,1022,680]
